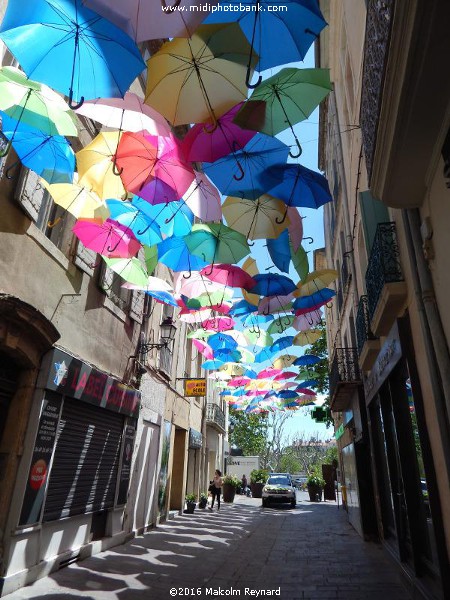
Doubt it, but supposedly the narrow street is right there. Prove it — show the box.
[6,493,411,600]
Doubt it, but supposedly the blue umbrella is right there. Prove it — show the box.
[215,349,242,363]
[202,134,289,200]
[201,359,226,370]
[206,0,327,86]
[243,368,258,379]
[104,200,162,246]
[145,290,179,308]
[249,273,297,297]
[157,236,208,273]
[228,299,257,317]
[254,347,277,363]
[267,229,291,273]
[293,288,336,310]
[295,379,319,388]
[271,336,295,354]
[208,332,238,352]
[293,354,321,367]
[1,113,74,184]
[242,313,274,327]
[0,0,145,108]
[132,196,194,238]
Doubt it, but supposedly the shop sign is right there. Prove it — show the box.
[364,322,402,403]
[335,424,345,440]
[19,392,61,526]
[116,419,137,506]
[42,348,141,418]
[184,378,206,397]
[189,428,203,449]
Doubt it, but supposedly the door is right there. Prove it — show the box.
[132,422,160,531]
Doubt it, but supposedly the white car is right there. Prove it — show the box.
[262,473,296,508]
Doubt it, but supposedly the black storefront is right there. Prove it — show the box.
[19,348,140,536]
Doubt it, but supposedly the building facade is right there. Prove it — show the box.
[318,1,450,598]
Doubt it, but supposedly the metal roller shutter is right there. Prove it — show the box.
[43,398,123,522]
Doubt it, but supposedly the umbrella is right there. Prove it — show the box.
[267,229,291,273]
[234,68,332,157]
[76,131,126,200]
[208,332,238,352]
[115,132,194,204]
[131,197,194,238]
[0,66,78,152]
[188,329,214,340]
[241,256,261,306]
[200,264,256,289]
[73,218,141,258]
[229,377,251,388]
[182,102,257,163]
[206,0,327,85]
[183,172,222,222]
[103,256,148,286]
[272,354,298,369]
[201,317,235,332]
[104,199,163,247]
[293,311,322,332]
[175,272,225,298]
[185,289,233,309]
[270,336,295,354]
[250,273,297,297]
[145,290,179,307]
[288,207,304,252]
[297,269,339,297]
[192,339,214,360]
[236,347,255,363]
[267,315,295,335]
[292,243,310,282]
[243,328,274,348]
[243,313,274,328]
[293,329,322,346]
[258,294,295,315]
[184,223,250,266]
[123,276,173,292]
[0,114,74,184]
[0,0,145,108]
[179,309,214,324]
[84,0,218,42]
[201,359,226,370]
[215,349,242,363]
[273,371,297,381]
[202,134,289,200]
[293,354,321,367]
[293,288,336,311]
[157,236,208,273]
[228,299,256,318]
[145,23,257,127]
[75,92,171,136]
[223,330,249,347]
[46,182,109,220]
[222,194,288,240]
[219,363,246,377]
[257,367,281,379]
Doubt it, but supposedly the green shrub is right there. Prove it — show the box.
[250,468,269,484]
[185,493,197,503]
[223,474,241,488]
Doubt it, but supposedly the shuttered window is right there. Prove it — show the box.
[43,398,123,522]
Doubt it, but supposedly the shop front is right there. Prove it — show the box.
[1,348,140,595]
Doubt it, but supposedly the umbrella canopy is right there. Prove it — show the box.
[267,229,291,273]
[293,354,321,367]
[293,329,322,346]
[292,243,310,282]
[250,273,297,297]
[200,264,256,289]
[85,0,218,42]
[75,92,171,136]
[184,223,250,265]
[293,288,336,311]
[182,102,257,163]
[267,315,295,335]
[157,237,208,272]
[202,133,289,200]
[228,299,256,318]
[201,317,235,332]
[103,256,148,286]
[145,290,179,307]
[219,363,246,377]
[122,276,173,292]
[222,194,288,240]
[201,359,226,370]
[105,199,163,247]
[243,328,274,348]
[131,196,194,238]
[297,269,339,296]
[46,182,109,220]
[0,114,74,184]
[76,131,126,200]
[288,207,304,252]
[258,294,295,315]
[0,66,78,137]
[192,339,214,360]
[175,271,225,298]
[293,310,322,332]
[183,172,222,222]
[272,354,298,369]
[73,218,141,258]
[258,367,281,379]
[145,23,257,127]
[116,132,194,204]
[208,332,238,352]
[273,371,298,381]
[265,163,333,210]
[0,0,145,106]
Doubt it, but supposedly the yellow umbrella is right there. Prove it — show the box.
[222,194,288,240]
[296,269,339,297]
[145,23,257,127]
[46,181,109,220]
[272,354,298,370]
[219,363,246,377]
[76,131,125,200]
[242,256,260,306]
[293,329,322,346]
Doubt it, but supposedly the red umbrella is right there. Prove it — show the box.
[200,264,256,289]
[273,371,298,381]
[201,316,235,331]
[228,376,251,388]
[116,132,194,204]
[257,367,281,379]
[72,218,140,258]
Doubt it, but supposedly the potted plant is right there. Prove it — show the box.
[250,469,269,498]
[222,474,240,503]
[185,493,197,513]
[198,492,208,509]
[306,470,325,502]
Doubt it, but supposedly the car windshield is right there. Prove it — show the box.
[267,476,291,486]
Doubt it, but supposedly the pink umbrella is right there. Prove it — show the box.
[278,382,298,390]
[295,387,316,396]
[84,0,218,42]
[72,218,140,258]
[175,272,226,298]
[258,294,295,315]
[293,310,322,332]
[273,371,298,381]
[246,390,267,396]
[182,103,257,163]
[200,264,256,289]
[228,377,251,387]
[116,132,194,204]
[192,339,214,360]
[179,309,214,324]
[183,171,222,221]
[76,92,170,136]
[201,316,235,331]
[288,207,304,252]
[257,367,281,379]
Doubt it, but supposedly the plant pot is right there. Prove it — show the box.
[185,501,196,513]
[307,484,323,502]
[222,483,236,503]
[198,497,207,509]
[250,482,264,498]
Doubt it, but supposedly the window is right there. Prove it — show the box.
[98,261,131,312]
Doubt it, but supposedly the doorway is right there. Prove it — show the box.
[169,428,187,511]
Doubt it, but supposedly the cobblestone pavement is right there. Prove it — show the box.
[6,492,411,600]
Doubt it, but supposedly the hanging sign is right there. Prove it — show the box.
[184,378,206,397]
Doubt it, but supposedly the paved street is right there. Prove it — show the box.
[6,493,411,600]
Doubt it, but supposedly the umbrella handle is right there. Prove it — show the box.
[233,160,245,181]
[0,140,12,158]
[161,0,181,11]
[137,223,152,235]
[68,89,85,110]
[203,119,218,134]
[248,240,255,247]
[275,209,289,225]
[112,157,123,176]
[47,216,62,228]
[203,263,215,277]
[182,268,192,279]
[246,68,262,90]
[303,237,314,245]
[289,137,302,159]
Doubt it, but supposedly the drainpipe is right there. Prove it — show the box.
[402,209,450,475]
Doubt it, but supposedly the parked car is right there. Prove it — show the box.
[262,473,296,508]
[293,476,307,490]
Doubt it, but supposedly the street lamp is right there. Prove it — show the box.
[139,316,177,356]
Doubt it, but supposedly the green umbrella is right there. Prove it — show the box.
[187,329,214,340]
[103,256,149,286]
[185,288,233,309]
[143,244,158,274]
[184,223,250,266]
[0,66,78,155]
[291,243,309,282]
[267,315,295,335]
[243,328,274,347]
[233,68,331,157]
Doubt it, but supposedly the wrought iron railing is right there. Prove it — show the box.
[365,222,404,319]
[206,402,226,433]
[360,0,395,181]
[356,295,377,354]
[329,348,361,400]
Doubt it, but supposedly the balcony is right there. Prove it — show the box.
[356,295,380,372]
[365,222,407,337]
[206,402,226,434]
[329,348,362,412]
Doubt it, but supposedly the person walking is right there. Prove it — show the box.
[209,469,223,511]
[241,474,248,496]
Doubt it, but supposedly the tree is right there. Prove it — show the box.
[228,409,268,456]
[288,432,332,474]
[308,323,333,428]
[259,411,294,471]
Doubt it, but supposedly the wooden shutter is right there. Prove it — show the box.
[74,240,97,276]
[99,261,114,294]
[15,167,47,222]
[129,290,145,323]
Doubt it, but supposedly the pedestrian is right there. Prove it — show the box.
[209,469,223,511]
[241,474,248,495]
